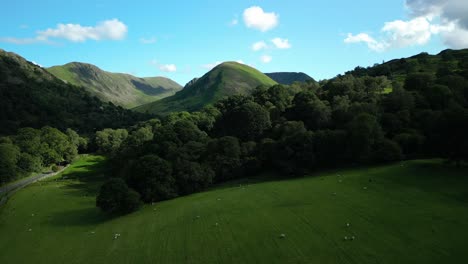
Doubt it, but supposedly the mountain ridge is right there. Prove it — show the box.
[47,62,182,108]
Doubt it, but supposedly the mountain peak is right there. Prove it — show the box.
[135,62,277,114]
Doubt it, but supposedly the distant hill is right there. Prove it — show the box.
[135,62,277,115]
[265,72,315,85]
[0,49,147,135]
[47,62,182,108]
[345,49,468,83]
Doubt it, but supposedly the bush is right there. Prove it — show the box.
[374,139,403,162]
[96,178,141,214]
[51,165,60,172]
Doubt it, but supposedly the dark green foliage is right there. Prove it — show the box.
[0,127,81,184]
[17,153,42,173]
[95,129,129,155]
[288,90,331,130]
[127,155,175,202]
[174,160,214,195]
[96,178,141,214]
[101,49,468,212]
[374,139,403,162]
[215,101,271,141]
[0,143,20,184]
[205,137,242,182]
[347,113,383,162]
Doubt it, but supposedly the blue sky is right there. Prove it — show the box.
[1,0,467,85]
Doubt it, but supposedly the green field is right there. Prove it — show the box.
[1,155,468,263]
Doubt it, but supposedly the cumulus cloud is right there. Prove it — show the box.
[260,55,272,63]
[159,64,177,73]
[271,37,291,49]
[345,0,468,51]
[0,19,128,44]
[37,19,127,42]
[344,33,388,52]
[140,37,157,44]
[252,41,268,51]
[243,6,279,32]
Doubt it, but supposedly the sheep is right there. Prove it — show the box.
[279,233,286,239]
[346,223,350,227]
[363,186,368,190]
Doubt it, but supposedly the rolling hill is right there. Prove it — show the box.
[134,62,277,114]
[265,72,315,85]
[47,62,182,108]
[1,156,467,263]
[0,49,147,135]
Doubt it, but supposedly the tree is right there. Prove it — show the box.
[96,178,141,214]
[287,90,331,130]
[216,102,271,141]
[174,160,214,195]
[127,155,176,202]
[95,128,128,155]
[0,143,20,184]
[205,136,242,181]
[347,113,383,162]
[374,139,403,162]
[17,152,42,173]
[40,126,75,165]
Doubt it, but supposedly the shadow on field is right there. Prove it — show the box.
[48,207,111,226]
[47,156,114,226]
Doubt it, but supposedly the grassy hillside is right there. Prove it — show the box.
[1,156,467,263]
[0,49,147,135]
[346,49,468,86]
[48,62,182,108]
[265,72,315,85]
[135,62,277,115]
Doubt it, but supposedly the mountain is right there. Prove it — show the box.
[0,49,148,135]
[265,72,315,85]
[47,62,182,108]
[135,62,277,115]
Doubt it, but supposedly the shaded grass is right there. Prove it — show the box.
[1,158,468,263]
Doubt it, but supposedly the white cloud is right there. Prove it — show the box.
[159,64,177,73]
[252,41,268,51]
[202,61,222,70]
[140,37,157,44]
[0,19,128,44]
[345,0,468,51]
[243,6,279,32]
[441,26,468,49]
[37,19,127,42]
[260,55,272,63]
[271,37,291,49]
[382,17,433,47]
[344,33,388,52]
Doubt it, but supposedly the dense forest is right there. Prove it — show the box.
[94,49,468,214]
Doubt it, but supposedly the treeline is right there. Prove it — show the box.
[95,65,468,214]
[0,127,86,184]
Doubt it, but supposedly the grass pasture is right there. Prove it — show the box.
[1,156,468,263]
